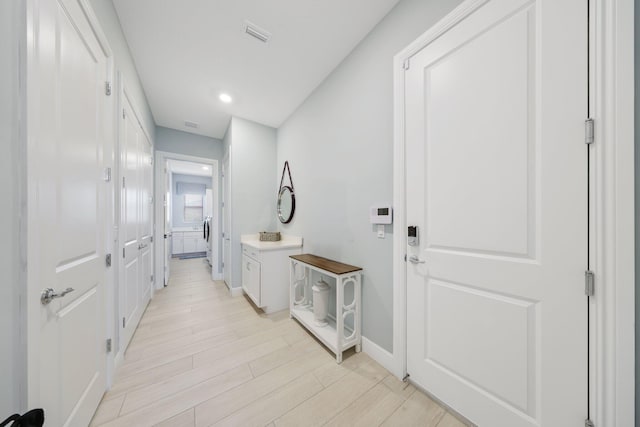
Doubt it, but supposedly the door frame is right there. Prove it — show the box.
[221,152,233,291]
[154,151,220,289]
[391,0,634,425]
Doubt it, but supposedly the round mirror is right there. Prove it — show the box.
[277,186,295,224]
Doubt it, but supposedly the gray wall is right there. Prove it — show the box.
[276,0,463,352]
[0,0,24,416]
[156,126,223,160]
[171,173,212,228]
[224,117,278,288]
[635,0,639,424]
[89,0,155,140]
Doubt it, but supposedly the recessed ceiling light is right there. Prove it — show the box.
[184,120,199,128]
[202,166,209,170]
[219,93,232,103]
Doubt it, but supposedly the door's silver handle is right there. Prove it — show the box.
[138,243,148,250]
[41,287,75,305]
[408,255,426,264]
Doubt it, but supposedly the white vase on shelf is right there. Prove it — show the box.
[312,278,330,327]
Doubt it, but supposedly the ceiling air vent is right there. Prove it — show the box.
[244,21,271,43]
[184,121,199,129]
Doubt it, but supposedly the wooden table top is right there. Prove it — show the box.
[289,254,362,275]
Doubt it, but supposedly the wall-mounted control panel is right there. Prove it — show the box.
[370,205,393,224]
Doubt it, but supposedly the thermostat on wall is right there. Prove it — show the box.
[370,204,393,224]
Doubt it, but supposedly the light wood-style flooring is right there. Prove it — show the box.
[91,258,466,427]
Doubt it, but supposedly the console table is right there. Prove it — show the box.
[289,254,362,363]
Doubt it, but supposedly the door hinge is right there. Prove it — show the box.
[122,317,126,328]
[123,248,125,258]
[585,419,594,427]
[585,118,594,144]
[122,109,126,119]
[150,274,154,282]
[122,177,126,188]
[585,270,595,296]
[221,202,225,208]
[106,338,112,353]
[150,236,154,243]
[222,262,225,268]
[403,254,407,262]
[402,373,410,383]
[403,58,410,70]
[105,81,112,96]
[105,253,112,267]
[104,167,112,182]
[150,196,154,204]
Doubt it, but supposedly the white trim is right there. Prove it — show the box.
[361,337,400,378]
[391,47,407,380]
[222,151,233,289]
[77,0,113,59]
[154,151,220,291]
[393,0,635,423]
[102,57,116,391]
[228,285,244,297]
[590,0,635,425]
[15,0,28,412]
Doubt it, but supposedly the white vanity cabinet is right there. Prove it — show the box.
[172,229,206,255]
[182,231,200,253]
[241,235,302,313]
[172,233,184,255]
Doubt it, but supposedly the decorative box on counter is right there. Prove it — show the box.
[259,231,281,242]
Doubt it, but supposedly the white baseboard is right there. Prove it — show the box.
[114,351,124,370]
[228,285,244,297]
[361,336,402,378]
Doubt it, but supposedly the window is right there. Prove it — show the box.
[184,194,203,223]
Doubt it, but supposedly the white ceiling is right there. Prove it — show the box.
[168,159,212,177]
[112,0,400,139]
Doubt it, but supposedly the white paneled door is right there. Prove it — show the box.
[27,0,110,425]
[120,90,153,352]
[404,1,587,426]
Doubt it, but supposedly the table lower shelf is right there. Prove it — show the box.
[290,305,360,363]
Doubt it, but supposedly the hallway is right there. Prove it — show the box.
[91,258,466,427]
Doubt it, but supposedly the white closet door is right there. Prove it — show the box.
[28,0,109,424]
[404,0,587,425]
[119,91,152,351]
[120,91,141,351]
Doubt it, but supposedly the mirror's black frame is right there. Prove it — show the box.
[277,186,296,224]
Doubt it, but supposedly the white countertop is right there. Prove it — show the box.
[173,226,203,232]
[241,234,303,250]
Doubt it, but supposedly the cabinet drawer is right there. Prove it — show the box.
[242,245,260,261]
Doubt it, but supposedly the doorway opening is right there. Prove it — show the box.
[154,152,220,290]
